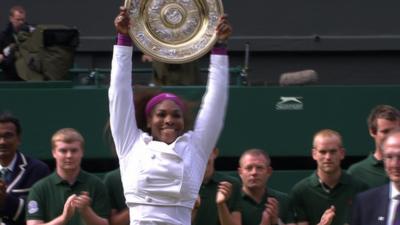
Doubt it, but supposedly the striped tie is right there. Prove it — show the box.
[0,168,11,183]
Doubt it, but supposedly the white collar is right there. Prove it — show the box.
[390,182,400,199]
[0,153,17,172]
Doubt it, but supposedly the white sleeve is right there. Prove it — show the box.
[108,45,138,158]
[191,53,229,159]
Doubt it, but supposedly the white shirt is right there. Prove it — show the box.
[0,153,17,172]
[387,182,400,225]
[109,45,229,225]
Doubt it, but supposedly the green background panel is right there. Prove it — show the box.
[1,84,399,160]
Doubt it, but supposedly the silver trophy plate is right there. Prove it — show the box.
[125,0,224,63]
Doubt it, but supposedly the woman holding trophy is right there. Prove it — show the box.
[108,3,232,225]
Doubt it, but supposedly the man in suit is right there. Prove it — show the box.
[0,112,50,225]
[351,128,400,225]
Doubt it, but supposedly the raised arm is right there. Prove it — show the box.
[108,7,139,158]
[191,16,232,158]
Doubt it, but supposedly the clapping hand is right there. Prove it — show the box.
[216,181,233,204]
[260,197,280,225]
[319,205,335,225]
[72,191,92,212]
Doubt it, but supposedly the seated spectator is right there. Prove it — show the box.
[26,128,110,225]
[103,168,129,225]
[0,5,33,81]
[238,148,294,225]
[289,129,367,225]
[348,104,400,188]
[0,112,50,225]
[192,147,242,225]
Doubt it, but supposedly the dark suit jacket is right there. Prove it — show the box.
[0,152,50,225]
[351,184,390,225]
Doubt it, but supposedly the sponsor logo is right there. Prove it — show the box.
[275,96,303,110]
[28,200,39,214]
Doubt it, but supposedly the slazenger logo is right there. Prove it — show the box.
[275,96,303,110]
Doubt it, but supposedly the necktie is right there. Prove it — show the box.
[393,196,400,225]
[0,168,11,183]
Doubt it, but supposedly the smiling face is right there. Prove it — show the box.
[147,100,184,144]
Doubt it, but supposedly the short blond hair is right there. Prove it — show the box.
[313,129,343,148]
[51,128,85,149]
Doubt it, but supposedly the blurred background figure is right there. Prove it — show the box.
[0,5,33,81]
[142,54,202,86]
[192,147,242,225]
[103,168,129,225]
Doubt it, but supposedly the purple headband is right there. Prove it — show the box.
[145,92,185,116]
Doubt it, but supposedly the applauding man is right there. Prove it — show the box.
[26,128,110,225]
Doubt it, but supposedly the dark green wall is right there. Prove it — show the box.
[1,84,399,161]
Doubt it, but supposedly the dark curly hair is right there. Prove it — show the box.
[0,111,22,136]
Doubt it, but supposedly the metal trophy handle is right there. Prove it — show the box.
[125,0,224,64]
